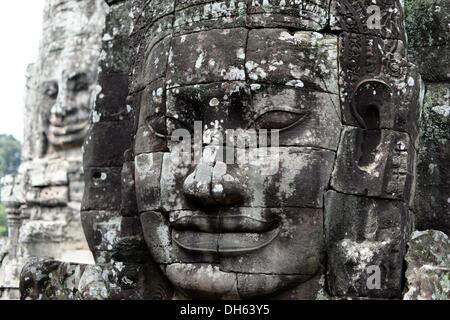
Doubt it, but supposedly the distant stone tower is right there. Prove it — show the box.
[0,0,107,299]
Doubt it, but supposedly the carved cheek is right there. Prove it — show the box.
[73,90,92,111]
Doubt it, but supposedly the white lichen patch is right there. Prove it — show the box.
[432,105,450,117]
[195,50,206,69]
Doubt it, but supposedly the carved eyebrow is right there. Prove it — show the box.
[43,79,58,86]
[68,72,89,82]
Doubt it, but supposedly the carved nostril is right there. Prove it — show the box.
[212,174,245,206]
[183,162,217,206]
[212,162,245,205]
[183,160,245,207]
[183,172,196,198]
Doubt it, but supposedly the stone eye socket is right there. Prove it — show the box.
[68,73,89,92]
[43,81,58,99]
[255,110,308,131]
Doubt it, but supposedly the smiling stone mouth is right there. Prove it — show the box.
[48,120,89,136]
[170,211,281,253]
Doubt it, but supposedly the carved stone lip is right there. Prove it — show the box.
[48,120,89,136]
[172,228,281,254]
[169,211,280,233]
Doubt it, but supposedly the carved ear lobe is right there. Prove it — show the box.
[352,80,393,168]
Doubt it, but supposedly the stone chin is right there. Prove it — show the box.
[162,263,313,300]
[140,207,324,299]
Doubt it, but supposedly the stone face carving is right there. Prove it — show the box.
[0,0,106,300]
[22,0,422,300]
[76,0,421,300]
[38,0,107,155]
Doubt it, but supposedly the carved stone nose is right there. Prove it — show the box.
[51,99,77,118]
[183,148,245,207]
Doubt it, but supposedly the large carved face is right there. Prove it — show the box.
[132,0,420,299]
[41,58,95,148]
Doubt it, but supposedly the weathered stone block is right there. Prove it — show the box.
[166,28,247,87]
[29,161,69,187]
[404,230,450,300]
[247,0,330,30]
[94,72,130,122]
[406,0,450,81]
[25,186,69,207]
[134,80,168,155]
[166,81,252,137]
[99,13,130,73]
[158,146,334,210]
[331,0,406,40]
[325,191,408,298]
[164,263,239,299]
[84,121,133,167]
[132,36,171,91]
[331,126,414,201]
[82,167,122,211]
[246,29,338,94]
[80,210,121,260]
[251,84,342,150]
[135,153,164,212]
[236,274,310,299]
[68,171,84,203]
[414,142,450,235]
[219,208,324,275]
[338,32,422,139]
[174,0,247,34]
[121,161,138,217]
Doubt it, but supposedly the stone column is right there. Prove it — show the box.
[0,175,23,300]
[6,206,21,260]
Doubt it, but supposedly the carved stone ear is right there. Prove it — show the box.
[351,80,394,167]
[352,80,394,130]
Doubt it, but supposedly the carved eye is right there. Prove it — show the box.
[145,116,168,138]
[43,82,58,99]
[255,109,308,131]
[68,73,89,92]
[74,81,89,92]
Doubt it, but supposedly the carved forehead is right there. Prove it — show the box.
[40,44,101,81]
[136,0,406,35]
[132,0,419,142]
[137,0,331,31]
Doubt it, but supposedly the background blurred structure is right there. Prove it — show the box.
[0,0,107,299]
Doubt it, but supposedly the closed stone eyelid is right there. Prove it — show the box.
[145,121,169,139]
[255,109,310,132]
[254,106,307,118]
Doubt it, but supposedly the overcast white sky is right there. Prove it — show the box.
[0,0,45,142]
